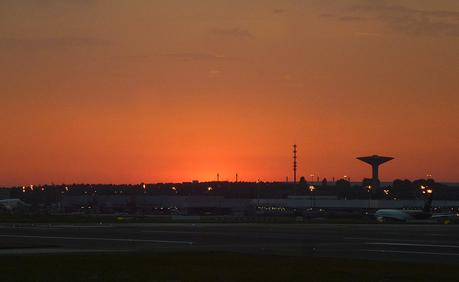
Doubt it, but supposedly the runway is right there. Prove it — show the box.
[0,223,458,263]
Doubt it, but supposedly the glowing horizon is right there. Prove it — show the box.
[1,0,458,186]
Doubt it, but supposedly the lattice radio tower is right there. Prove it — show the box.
[293,144,297,184]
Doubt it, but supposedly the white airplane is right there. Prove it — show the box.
[0,199,30,212]
[375,193,457,223]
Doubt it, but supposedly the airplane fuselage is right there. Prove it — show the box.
[375,209,432,222]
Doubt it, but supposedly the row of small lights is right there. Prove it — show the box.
[144,184,212,192]
[370,185,433,196]
[20,183,434,195]
[22,184,213,193]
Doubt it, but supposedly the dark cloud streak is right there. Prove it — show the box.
[163,52,226,61]
[339,16,366,22]
[349,2,459,37]
[324,2,459,37]
[0,37,111,49]
[210,27,254,39]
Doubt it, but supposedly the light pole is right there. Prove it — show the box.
[309,185,316,209]
[367,185,372,209]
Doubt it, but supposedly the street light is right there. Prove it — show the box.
[420,185,431,195]
[308,185,315,208]
[367,185,372,209]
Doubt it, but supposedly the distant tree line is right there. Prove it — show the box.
[5,178,459,208]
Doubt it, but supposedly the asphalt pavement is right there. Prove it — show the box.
[0,223,458,263]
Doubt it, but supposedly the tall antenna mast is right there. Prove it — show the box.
[293,144,297,184]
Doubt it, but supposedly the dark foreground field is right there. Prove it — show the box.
[2,222,459,281]
[2,253,459,282]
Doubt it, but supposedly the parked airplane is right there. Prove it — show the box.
[0,199,30,213]
[375,191,457,223]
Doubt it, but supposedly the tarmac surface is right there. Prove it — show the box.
[0,223,458,263]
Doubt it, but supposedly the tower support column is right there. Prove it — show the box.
[357,155,394,188]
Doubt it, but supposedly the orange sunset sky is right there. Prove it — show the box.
[1,0,458,186]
